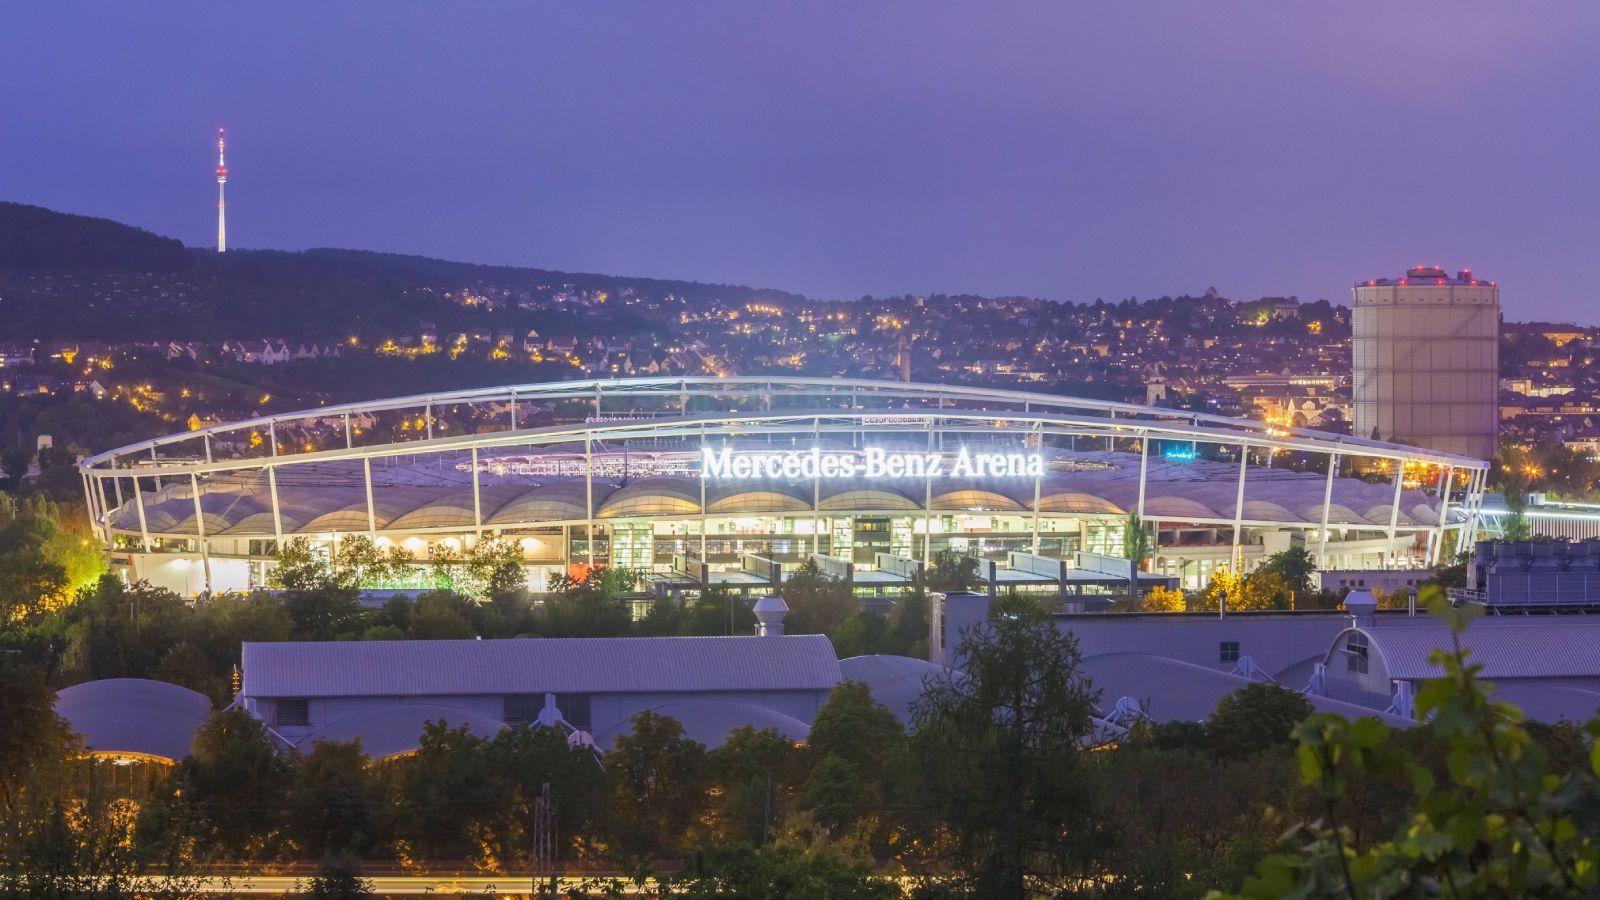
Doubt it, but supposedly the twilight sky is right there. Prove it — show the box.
[4,3,1599,321]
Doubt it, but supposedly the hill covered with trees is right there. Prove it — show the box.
[0,203,805,341]
[0,202,193,273]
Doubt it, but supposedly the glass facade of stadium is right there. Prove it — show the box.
[78,378,1490,598]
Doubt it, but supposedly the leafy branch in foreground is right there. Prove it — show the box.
[1214,588,1600,899]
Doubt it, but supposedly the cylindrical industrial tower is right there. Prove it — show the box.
[216,129,228,253]
[1352,266,1499,460]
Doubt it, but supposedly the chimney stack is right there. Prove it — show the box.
[753,595,788,636]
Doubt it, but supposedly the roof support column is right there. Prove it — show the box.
[190,473,212,596]
[1231,446,1248,574]
[471,446,483,539]
[95,476,112,545]
[343,413,352,449]
[811,416,820,557]
[699,423,708,561]
[1136,434,1149,521]
[1432,467,1455,566]
[922,425,935,568]
[363,457,376,538]
[150,447,161,491]
[132,472,151,553]
[509,388,519,430]
[1386,459,1404,567]
[1319,452,1340,569]
[204,433,213,463]
[1030,422,1043,554]
[425,400,434,440]
[267,465,284,550]
[269,420,278,458]
[584,432,595,569]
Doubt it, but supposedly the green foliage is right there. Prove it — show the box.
[302,855,374,898]
[926,548,980,593]
[666,840,898,898]
[909,593,1105,896]
[0,200,192,272]
[168,708,296,859]
[603,710,710,863]
[1205,682,1314,760]
[1259,545,1317,593]
[780,558,858,635]
[706,727,804,845]
[1215,589,1600,898]
[0,492,105,626]
[799,682,905,834]
[288,741,389,860]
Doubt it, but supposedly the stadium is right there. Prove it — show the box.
[78,377,1489,598]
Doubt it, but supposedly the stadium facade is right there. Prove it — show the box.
[78,377,1489,597]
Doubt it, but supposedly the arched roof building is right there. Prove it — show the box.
[55,678,213,763]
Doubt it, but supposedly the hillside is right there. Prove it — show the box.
[0,203,805,341]
[0,202,193,273]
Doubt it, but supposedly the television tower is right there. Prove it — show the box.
[215,128,228,253]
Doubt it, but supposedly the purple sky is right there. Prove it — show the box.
[4,3,1599,321]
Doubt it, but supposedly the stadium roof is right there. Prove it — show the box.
[55,678,212,762]
[242,635,843,698]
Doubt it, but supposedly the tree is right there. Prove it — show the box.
[780,559,858,636]
[799,682,905,834]
[1217,591,1600,898]
[0,664,77,820]
[287,740,388,860]
[909,594,1105,896]
[156,641,227,706]
[302,855,374,898]
[170,708,294,859]
[1260,545,1316,593]
[1123,513,1153,599]
[706,727,803,845]
[1131,584,1186,612]
[392,722,506,862]
[483,724,606,862]
[406,591,476,639]
[926,548,980,593]
[603,711,709,863]
[1205,682,1314,760]
[666,841,898,899]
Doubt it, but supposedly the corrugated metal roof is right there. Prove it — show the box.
[1353,620,1600,681]
[242,635,842,698]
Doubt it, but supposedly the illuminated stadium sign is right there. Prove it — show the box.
[700,447,1045,480]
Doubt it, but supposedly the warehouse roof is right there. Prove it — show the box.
[55,678,212,763]
[1327,619,1600,681]
[242,635,842,698]
[1081,653,1413,727]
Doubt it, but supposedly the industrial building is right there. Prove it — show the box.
[79,377,1487,596]
[1352,266,1499,460]
[937,591,1600,726]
